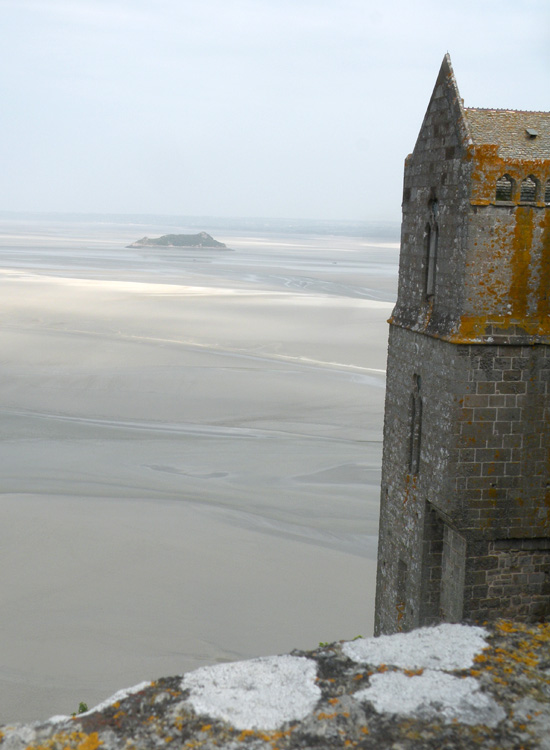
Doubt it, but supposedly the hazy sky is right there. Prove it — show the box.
[1,0,548,220]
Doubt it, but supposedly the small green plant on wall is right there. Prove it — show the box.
[72,702,88,717]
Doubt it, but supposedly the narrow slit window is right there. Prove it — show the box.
[545,180,550,204]
[424,222,431,289]
[520,176,538,202]
[496,174,514,201]
[425,200,438,299]
[396,559,407,626]
[409,374,422,475]
[426,224,438,298]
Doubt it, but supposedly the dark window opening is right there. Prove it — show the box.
[396,559,407,627]
[495,174,514,201]
[545,180,550,204]
[520,175,538,202]
[409,374,422,475]
[424,200,438,299]
[424,223,431,285]
[419,503,445,626]
[426,224,438,297]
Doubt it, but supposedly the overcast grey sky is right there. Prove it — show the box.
[0,0,548,221]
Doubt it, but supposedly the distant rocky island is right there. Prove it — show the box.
[127,232,228,249]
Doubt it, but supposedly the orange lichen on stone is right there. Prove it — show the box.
[538,211,550,319]
[403,668,424,677]
[510,207,534,319]
[22,731,102,750]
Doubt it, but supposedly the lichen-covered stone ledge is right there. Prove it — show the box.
[2,622,549,750]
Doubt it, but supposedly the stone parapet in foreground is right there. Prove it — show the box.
[1,621,549,749]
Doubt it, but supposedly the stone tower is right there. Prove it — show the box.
[374,55,550,635]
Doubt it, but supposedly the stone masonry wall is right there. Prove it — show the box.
[453,343,550,541]
[390,59,472,340]
[485,539,550,621]
[375,328,464,634]
[375,325,550,634]
[375,55,550,634]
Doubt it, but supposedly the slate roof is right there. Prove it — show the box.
[464,108,550,160]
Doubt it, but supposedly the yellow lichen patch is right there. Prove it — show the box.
[233,728,295,746]
[403,668,424,677]
[443,166,550,342]
[317,712,337,721]
[537,211,550,320]
[200,725,212,732]
[470,621,550,702]
[470,147,550,205]
[23,730,102,750]
[449,312,550,342]
[77,734,102,750]
[510,206,534,319]
[496,621,519,634]
[328,698,339,705]
[492,676,508,686]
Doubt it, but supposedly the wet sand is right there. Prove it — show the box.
[0,219,398,722]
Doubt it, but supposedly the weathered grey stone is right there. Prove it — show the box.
[375,54,550,635]
[1,621,548,749]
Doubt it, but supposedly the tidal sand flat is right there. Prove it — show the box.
[0,217,398,722]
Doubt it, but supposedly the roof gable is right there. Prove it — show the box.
[410,54,472,159]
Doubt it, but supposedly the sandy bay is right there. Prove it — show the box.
[0,218,398,722]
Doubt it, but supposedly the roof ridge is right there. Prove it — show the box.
[465,107,550,115]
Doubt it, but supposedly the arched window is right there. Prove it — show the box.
[545,179,550,204]
[520,175,538,202]
[495,174,514,201]
[409,374,422,475]
[424,200,438,299]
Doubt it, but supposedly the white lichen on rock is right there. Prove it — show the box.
[182,654,320,730]
[343,623,488,671]
[354,670,506,726]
